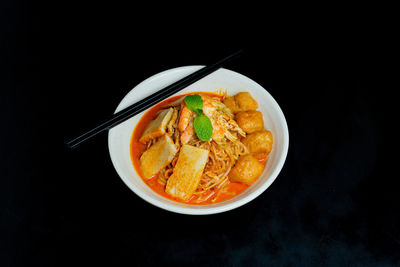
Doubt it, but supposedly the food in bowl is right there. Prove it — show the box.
[130,91,273,204]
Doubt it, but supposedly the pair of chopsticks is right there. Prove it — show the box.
[65,49,243,149]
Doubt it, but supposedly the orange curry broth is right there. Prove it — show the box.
[130,92,265,205]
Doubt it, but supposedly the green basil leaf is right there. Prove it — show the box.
[184,94,203,115]
[194,115,213,141]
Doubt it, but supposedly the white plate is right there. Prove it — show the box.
[108,66,289,215]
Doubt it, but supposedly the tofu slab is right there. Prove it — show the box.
[139,108,173,143]
[140,135,178,178]
[165,145,209,201]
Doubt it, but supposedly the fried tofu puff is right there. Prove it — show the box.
[241,130,273,155]
[223,96,240,114]
[235,111,264,134]
[223,92,258,114]
[234,92,258,111]
[229,154,264,185]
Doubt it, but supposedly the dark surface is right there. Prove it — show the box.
[1,3,398,266]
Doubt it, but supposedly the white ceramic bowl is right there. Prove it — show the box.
[108,66,289,215]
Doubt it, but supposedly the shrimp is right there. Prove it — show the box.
[200,94,217,117]
[178,102,195,144]
[179,95,216,144]
[178,103,192,132]
[199,94,228,142]
[180,117,194,144]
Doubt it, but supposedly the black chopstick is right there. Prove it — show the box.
[65,49,243,149]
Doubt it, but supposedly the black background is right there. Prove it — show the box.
[1,2,398,266]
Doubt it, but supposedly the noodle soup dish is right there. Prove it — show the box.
[108,66,289,214]
[131,92,273,204]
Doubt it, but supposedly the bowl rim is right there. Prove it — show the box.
[108,65,289,215]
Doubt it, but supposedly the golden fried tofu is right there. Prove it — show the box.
[223,96,240,114]
[242,130,273,155]
[140,135,178,178]
[139,108,173,143]
[223,92,258,114]
[165,145,209,201]
[235,111,264,133]
[229,154,264,185]
[234,92,258,111]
